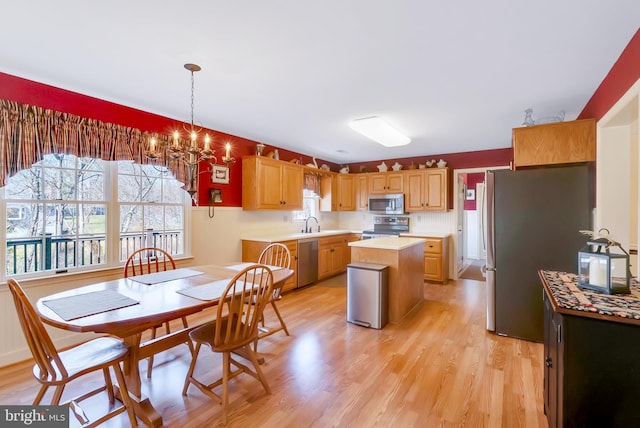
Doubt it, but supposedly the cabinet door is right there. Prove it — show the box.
[544,293,560,428]
[318,240,332,279]
[386,173,404,193]
[368,174,388,194]
[281,240,298,293]
[281,163,303,209]
[513,119,596,168]
[356,175,369,211]
[337,175,356,211]
[425,169,446,211]
[404,170,426,211]
[424,254,442,281]
[257,160,284,209]
[332,240,348,273]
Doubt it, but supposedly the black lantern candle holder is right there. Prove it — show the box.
[577,230,631,295]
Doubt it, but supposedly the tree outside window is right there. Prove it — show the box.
[3,154,187,277]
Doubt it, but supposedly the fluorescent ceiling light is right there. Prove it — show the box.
[348,116,411,147]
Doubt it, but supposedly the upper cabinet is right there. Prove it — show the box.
[368,172,404,194]
[404,168,448,212]
[320,173,356,211]
[355,174,369,211]
[242,156,304,210]
[513,119,596,169]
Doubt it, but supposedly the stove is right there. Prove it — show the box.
[362,216,409,240]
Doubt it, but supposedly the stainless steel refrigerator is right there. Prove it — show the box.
[485,165,592,342]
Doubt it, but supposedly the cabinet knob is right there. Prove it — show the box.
[545,356,553,368]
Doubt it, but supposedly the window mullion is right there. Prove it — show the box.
[106,162,121,267]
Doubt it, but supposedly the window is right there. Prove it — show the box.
[2,154,187,278]
[117,162,186,261]
[292,189,319,222]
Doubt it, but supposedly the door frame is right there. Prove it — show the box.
[453,165,508,279]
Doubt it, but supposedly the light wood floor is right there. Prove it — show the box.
[0,275,548,427]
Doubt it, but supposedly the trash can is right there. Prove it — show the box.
[346,262,389,329]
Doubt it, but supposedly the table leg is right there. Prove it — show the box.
[121,333,163,427]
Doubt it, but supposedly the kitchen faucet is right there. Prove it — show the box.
[305,216,320,233]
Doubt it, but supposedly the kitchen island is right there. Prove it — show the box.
[540,270,640,428]
[349,237,425,323]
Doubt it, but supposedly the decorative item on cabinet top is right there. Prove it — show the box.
[340,165,350,174]
[377,161,388,172]
[391,162,402,171]
[522,108,565,126]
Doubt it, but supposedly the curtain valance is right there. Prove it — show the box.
[0,99,188,186]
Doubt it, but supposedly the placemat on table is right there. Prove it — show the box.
[43,289,139,321]
[176,278,235,301]
[226,262,282,271]
[127,268,204,285]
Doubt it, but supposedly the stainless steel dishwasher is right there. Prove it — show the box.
[297,238,318,287]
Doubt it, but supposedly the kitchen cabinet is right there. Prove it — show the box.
[423,236,449,283]
[404,168,448,212]
[513,118,596,169]
[242,156,303,210]
[320,173,356,212]
[241,239,298,293]
[318,235,349,280]
[541,271,640,428]
[355,174,369,211]
[368,172,404,194]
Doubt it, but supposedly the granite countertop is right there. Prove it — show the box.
[540,270,640,325]
[241,229,360,242]
[348,237,425,250]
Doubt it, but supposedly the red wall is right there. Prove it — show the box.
[0,72,335,206]
[464,172,485,211]
[579,28,640,121]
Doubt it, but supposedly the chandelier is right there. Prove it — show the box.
[146,63,234,202]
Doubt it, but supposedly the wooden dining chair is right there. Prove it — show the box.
[254,243,291,351]
[182,264,274,425]
[124,247,192,378]
[7,279,138,427]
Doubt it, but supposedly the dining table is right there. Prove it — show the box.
[36,262,294,428]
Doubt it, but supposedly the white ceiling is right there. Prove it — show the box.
[1,1,639,163]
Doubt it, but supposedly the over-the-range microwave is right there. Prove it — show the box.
[368,193,405,215]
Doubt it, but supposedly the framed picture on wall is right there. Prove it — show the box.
[211,165,229,184]
[466,188,475,201]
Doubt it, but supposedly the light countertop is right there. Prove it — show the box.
[348,237,426,250]
[241,229,359,243]
[401,232,450,239]
[241,230,449,243]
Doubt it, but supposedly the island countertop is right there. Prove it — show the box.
[348,237,425,250]
[539,269,640,327]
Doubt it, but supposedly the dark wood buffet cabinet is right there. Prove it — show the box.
[540,270,640,428]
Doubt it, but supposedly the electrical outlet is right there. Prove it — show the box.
[283,215,288,223]
[417,215,422,222]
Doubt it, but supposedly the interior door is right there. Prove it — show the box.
[457,174,465,271]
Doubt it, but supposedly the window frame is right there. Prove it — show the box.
[1,155,189,281]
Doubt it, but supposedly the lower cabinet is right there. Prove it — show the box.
[318,235,349,280]
[241,239,298,293]
[406,235,449,283]
[543,291,640,428]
